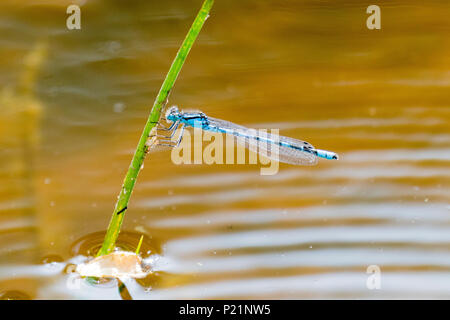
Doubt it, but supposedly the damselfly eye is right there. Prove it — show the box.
[165,105,179,119]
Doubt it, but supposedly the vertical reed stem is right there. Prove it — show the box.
[97,0,214,256]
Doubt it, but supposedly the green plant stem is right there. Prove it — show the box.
[96,0,214,257]
[135,235,144,255]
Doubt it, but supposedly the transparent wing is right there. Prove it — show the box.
[206,117,318,166]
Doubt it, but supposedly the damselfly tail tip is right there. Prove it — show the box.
[314,149,339,161]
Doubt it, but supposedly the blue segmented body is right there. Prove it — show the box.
[164,106,339,165]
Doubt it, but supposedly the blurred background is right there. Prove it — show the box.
[0,0,449,299]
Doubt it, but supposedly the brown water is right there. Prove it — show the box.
[0,0,449,299]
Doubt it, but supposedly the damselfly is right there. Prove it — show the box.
[150,106,338,166]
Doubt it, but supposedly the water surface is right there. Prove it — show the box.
[0,0,449,299]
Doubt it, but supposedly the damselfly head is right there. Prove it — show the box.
[165,105,180,122]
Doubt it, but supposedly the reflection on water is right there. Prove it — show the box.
[0,0,449,299]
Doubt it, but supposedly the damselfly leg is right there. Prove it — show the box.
[149,120,180,139]
[147,123,185,148]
